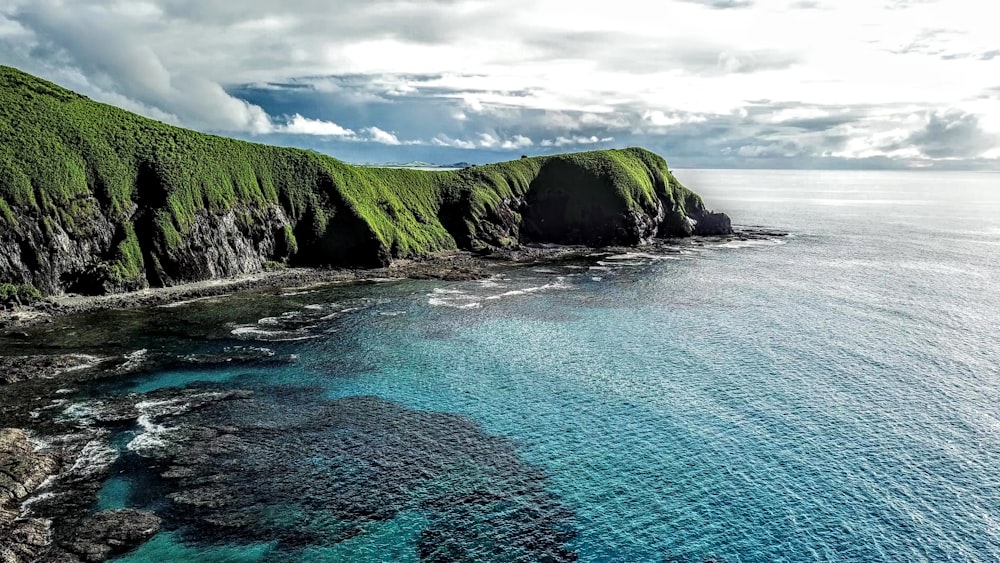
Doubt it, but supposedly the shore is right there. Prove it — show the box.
[1,229,783,333]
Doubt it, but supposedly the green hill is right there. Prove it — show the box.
[0,66,730,297]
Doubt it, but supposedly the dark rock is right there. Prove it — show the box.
[0,354,106,385]
[60,509,161,563]
[690,209,733,236]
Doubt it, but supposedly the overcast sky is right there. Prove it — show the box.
[2,0,999,168]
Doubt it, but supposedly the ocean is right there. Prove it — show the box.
[39,170,1000,561]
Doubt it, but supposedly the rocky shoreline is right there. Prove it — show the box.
[0,227,785,562]
[0,228,783,334]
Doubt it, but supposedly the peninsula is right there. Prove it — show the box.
[0,66,730,302]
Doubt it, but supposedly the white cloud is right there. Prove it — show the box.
[541,136,615,147]
[363,126,402,145]
[501,135,534,150]
[282,114,355,136]
[433,136,477,150]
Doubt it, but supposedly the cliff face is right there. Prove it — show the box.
[0,66,731,297]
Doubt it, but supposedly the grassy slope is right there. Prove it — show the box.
[0,66,704,293]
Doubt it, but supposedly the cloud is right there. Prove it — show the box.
[904,110,998,158]
[282,114,355,136]
[501,135,534,150]
[0,0,997,168]
[678,0,754,8]
[540,136,615,148]
[363,126,403,145]
[6,0,274,133]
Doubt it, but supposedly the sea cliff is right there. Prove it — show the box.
[0,66,730,299]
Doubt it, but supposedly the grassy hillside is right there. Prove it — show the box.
[0,66,713,296]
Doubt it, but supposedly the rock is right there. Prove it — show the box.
[690,209,733,236]
[0,428,59,509]
[0,429,61,563]
[0,354,106,385]
[0,517,52,563]
[60,510,161,562]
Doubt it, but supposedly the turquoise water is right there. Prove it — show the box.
[82,170,1000,561]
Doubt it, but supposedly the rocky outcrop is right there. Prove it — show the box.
[0,428,59,509]
[0,428,60,563]
[60,510,162,563]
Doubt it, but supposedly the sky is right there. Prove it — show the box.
[1,0,999,168]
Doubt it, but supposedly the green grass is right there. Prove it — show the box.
[0,283,41,307]
[0,65,708,294]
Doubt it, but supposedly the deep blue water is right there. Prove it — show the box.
[61,170,1000,561]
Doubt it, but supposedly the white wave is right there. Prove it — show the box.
[713,238,787,250]
[426,287,482,309]
[478,276,507,288]
[603,252,662,261]
[280,290,315,297]
[128,414,170,453]
[597,260,647,267]
[55,388,75,394]
[230,326,319,342]
[159,294,231,308]
[427,297,482,309]
[431,288,466,295]
[485,279,570,300]
[379,311,406,316]
[592,276,603,282]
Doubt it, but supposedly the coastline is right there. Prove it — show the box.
[0,228,783,333]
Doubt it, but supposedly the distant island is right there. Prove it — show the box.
[358,161,473,170]
[0,66,731,301]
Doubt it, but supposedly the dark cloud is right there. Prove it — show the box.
[903,110,998,158]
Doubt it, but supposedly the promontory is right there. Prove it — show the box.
[0,66,731,299]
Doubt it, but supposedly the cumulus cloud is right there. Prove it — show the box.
[363,127,403,145]
[282,115,355,136]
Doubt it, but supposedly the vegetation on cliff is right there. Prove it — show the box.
[0,66,729,296]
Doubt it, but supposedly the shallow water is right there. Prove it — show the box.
[35,170,1000,561]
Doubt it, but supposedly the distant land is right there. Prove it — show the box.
[358,161,473,170]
